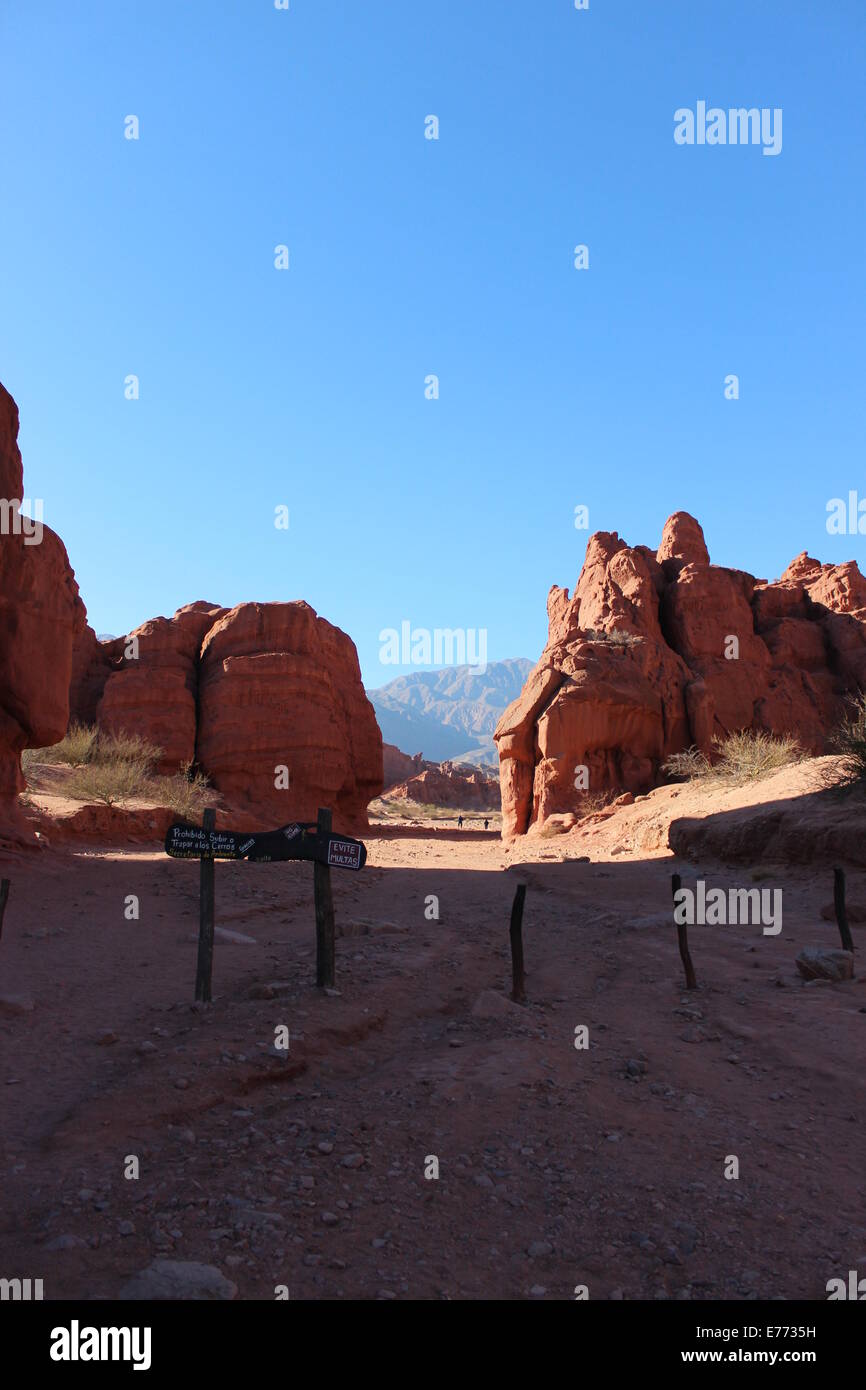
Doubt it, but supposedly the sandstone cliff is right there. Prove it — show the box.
[496,512,866,836]
[0,384,84,839]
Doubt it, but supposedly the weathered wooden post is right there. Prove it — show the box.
[671,871,697,990]
[833,866,855,953]
[195,808,217,1002]
[509,882,527,1003]
[314,807,336,989]
[0,878,9,944]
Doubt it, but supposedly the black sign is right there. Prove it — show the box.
[164,821,367,871]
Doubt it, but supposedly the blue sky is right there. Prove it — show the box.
[1,0,864,689]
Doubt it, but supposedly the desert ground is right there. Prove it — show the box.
[0,761,864,1301]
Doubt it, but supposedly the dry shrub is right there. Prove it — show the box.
[711,730,802,782]
[24,722,98,769]
[157,767,212,819]
[827,692,866,789]
[661,746,711,780]
[663,731,802,786]
[65,758,151,807]
[574,790,619,819]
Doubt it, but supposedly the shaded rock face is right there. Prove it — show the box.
[73,599,383,830]
[496,512,866,837]
[0,384,85,828]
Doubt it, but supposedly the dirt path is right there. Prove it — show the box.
[0,813,864,1300]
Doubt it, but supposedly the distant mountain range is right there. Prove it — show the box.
[366,659,534,765]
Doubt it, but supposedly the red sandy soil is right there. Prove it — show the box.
[0,760,864,1301]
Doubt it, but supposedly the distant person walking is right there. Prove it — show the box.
[484,817,489,830]
[457,815,464,830]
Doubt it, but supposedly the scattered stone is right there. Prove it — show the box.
[471,989,525,1021]
[795,948,854,982]
[45,1234,86,1251]
[527,1241,553,1258]
[0,994,34,1015]
[341,1153,365,1169]
[119,1260,237,1300]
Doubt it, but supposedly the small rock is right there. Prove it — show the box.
[321,1211,339,1226]
[341,1153,365,1169]
[45,1234,86,1251]
[119,1260,237,1301]
[527,1241,553,1258]
[471,990,524,1021]
[796,947,854,982]
[0,994,35,1015]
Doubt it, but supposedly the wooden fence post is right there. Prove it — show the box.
[314,807,336,989]
[509,882,527,1003]
[833,867,855,953]
[195,808,217,1002]
[671,871,698,990]
[0,879,9,945]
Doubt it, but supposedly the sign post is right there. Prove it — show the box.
[165,811,366,999]
[314,807,336,990]
[195,808,217,1003]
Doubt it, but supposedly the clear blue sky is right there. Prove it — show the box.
[1,1,864,688]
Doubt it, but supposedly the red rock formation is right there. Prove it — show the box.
[382,742,425,791]
[386,761,500,810]
[95,602,226,773]
[0,383,85,836]
[197,602,382,828]
[496,513,866,836]
[72,598,383,829]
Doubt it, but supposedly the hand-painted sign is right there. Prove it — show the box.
[164,821,367,871]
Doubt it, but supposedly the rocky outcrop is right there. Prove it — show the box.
[496,512,866,836]
[95,602,226,773]
[382,742,425,791]
[71,598,383,829]
[197,602,382,827]
[0,383,85,837]
[386,761,501,810]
